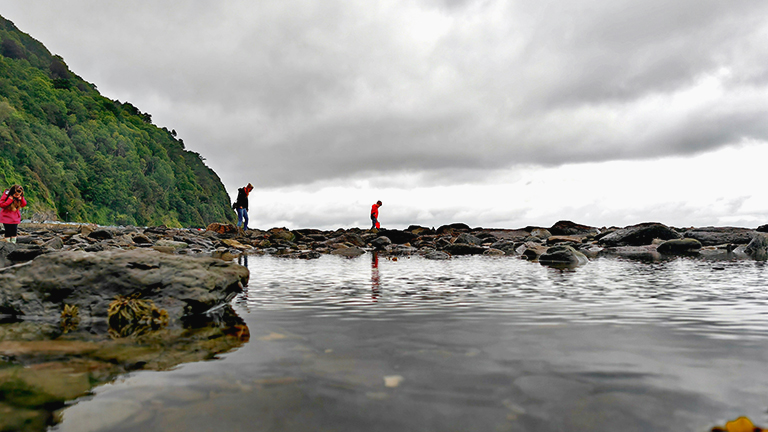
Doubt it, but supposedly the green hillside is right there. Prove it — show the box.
[0,15,235,227]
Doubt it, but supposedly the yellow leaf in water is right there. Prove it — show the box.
[724,417,757,432]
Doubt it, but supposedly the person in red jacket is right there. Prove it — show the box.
[370,200,382,230]
[0,185,27,243]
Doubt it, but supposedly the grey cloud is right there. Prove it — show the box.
[2,0,768,190]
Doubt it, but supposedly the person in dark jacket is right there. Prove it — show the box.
[234,183,253,230]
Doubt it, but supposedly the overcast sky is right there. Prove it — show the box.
[2,0,768,229]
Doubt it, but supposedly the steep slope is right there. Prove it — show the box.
[0,15,235,227]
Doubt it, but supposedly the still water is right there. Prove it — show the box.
[53,253,768,432]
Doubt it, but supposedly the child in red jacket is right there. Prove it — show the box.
[0,185,27,243]
[370,200,382,230]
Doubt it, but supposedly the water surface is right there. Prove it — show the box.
[52,254,768,431]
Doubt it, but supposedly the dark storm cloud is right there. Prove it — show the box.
[2,0,768,189]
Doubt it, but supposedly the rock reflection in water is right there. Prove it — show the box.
[0,307,249,432]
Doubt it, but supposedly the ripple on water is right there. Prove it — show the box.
[236,254,768,339]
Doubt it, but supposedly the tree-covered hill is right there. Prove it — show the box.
[0,15,235,227]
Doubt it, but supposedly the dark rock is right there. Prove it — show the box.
[757,224,768,233]
[0,249,249,321]
[455,232,483,246]
[548,220,599,236]
[370,236,392,249]
[539,245,588,267]
[87,229,115,240]
[657,238,702,255]
[132,233,153,244]
[443,243,485,255]
[598,223,681,246]
[683,227,754,246]
[377,229,417,245]
[7,245,49,262]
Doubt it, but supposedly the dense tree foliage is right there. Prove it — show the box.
[0,16,235,227]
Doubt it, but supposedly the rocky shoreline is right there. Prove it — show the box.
[2,219,768,268]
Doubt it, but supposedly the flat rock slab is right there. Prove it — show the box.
[0,249,249,321]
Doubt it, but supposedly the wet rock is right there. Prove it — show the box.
[539,245,588,267]
[0,249,249,321]
[598,223,681,246]
[745,232,768,260]
[683,227,754,246]
[657,238,702,255]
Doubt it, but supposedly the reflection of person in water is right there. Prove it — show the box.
[371,252,380,301]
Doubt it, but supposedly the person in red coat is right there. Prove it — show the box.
[370,200,382,230]
[0,185,27,243]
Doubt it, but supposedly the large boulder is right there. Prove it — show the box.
[598,223,681,246]
[0,249,249,321]
[682,227,754,246]
[548,220,599,236]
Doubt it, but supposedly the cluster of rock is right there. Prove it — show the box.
[2,220,768,271]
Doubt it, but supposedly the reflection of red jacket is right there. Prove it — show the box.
[371,204,380,218]
[0,190,27,224]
